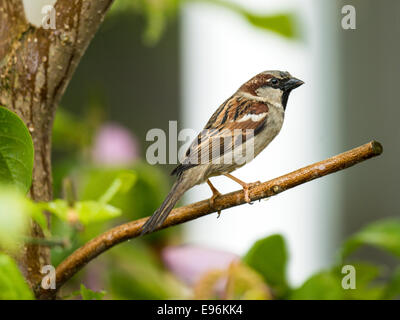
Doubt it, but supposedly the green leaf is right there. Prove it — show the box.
[26,201,49,236]
[242,234,289,297]
[339,263,384,300]
[290,271,344,300]
[0,186,50,249]
[0,253,34,300]
[196,0,298,39]
[43,170,134,226]
[290,263,383,300]
[341,219,400,259]
[44,198,121,225]
[244,13,297,39]
[41,199,69,221]
[0,187,29,252]
[75,201,121,225]
[382,267,400,300]
[79,284,106,300]
[98,171,137,204]
[0,107,34,193]
[78,164,169,221]
[64,284,106,300]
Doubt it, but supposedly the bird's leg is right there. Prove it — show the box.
[206,179,222,217]
[223,173,261,203]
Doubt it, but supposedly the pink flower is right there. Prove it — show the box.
[91,123,139,166]
[162,245,239,285]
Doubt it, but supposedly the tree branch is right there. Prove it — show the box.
[44,140,382,295]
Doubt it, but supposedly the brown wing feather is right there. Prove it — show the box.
[172,96,269,176]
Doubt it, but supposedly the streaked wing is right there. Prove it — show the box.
[172,95,269,176]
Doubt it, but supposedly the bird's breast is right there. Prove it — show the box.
[253,106,284,156]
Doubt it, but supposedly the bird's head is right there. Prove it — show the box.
[239,70,304,110]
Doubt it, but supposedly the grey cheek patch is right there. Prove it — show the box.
[255,86,283,105]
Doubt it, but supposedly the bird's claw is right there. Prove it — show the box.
[243,181,261,203]
[209,191,221,207]
[209,192,222,218]
[244,187,251,203]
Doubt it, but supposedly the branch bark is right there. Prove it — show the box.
[0,0,114,291]
[46,140,383,296]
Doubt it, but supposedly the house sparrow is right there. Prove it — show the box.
[141,70,304,235]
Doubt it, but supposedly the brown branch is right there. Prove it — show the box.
[42,140,382,296]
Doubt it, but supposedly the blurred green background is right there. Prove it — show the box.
[1,0,399,300]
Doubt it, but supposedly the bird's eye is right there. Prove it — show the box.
[270,78,279,85]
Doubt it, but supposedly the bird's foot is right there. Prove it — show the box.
[209,190,221,207]
[207,179,223,218]
[223,173,261,203]
[210,194,222,218]
[243,181,261,203]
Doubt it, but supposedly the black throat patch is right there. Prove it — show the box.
[281,90,291,110]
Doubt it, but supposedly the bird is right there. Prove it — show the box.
[140,70,304,235]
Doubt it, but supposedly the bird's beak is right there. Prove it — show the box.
[283,78,304,91]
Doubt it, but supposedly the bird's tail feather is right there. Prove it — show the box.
[140,176,189,235]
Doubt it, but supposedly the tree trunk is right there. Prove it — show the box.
[0,0,114,298]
